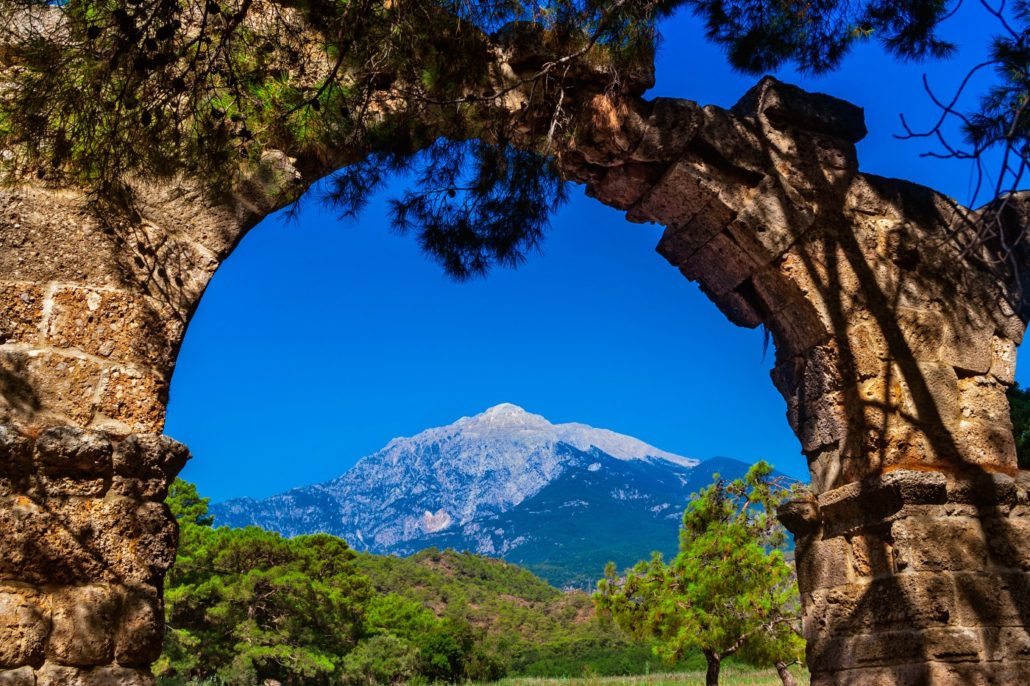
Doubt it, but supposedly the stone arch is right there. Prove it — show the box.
[2,68,1030,684]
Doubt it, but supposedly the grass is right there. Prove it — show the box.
[491,666,809,686]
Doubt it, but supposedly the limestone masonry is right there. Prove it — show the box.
[2,27,1030,685]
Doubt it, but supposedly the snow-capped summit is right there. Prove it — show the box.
[213,404,714,586]
[475,402,544,424]
[441,403,697,467]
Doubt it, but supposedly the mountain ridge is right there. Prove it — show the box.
[212,404,773,587]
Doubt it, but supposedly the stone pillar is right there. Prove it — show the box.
[560,78,1030,682]
[0,179,269,683]
[0,426,186,684]
[781,469,1030,685]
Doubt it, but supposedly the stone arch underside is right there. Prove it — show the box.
[2,52,1030,685]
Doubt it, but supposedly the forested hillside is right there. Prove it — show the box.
[157,481,704,686]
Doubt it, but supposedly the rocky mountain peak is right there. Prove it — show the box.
[213,405,705,573]
[460,403,552,429]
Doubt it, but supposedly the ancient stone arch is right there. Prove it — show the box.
[2,29,1030,686]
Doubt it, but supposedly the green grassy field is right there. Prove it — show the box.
[492,666,809,686]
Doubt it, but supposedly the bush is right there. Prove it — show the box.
[343,635,419,686]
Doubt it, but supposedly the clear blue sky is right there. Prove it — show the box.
[167,3,1029,502]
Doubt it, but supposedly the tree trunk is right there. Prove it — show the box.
[775,661,798,686]
[704,650,721,686]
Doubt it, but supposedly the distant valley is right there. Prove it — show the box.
[212,404,783,588]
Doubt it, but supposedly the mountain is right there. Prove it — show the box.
[212,404,769,587]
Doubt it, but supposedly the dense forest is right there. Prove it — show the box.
[157,481,714,685]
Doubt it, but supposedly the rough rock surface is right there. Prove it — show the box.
[781,470,1030,684]
[0,427,183,683]
[1,27,1030,682]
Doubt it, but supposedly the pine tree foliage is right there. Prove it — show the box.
[594,462,804,686]
[162,483,373,684]
[1,0,1026,275]
[0,0,662,276]
[161,478,702,684]
[662,0,956,74]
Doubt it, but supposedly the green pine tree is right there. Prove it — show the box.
[595,462,804,686]
[158,479,373,685]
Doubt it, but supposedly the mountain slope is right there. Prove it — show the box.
[212,404,772,587]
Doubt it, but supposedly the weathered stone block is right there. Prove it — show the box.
[818,661,1009,686]
[1017,474,1030,505]
[946,472,1018,506]
[45,288,182,375]
[47,585,117,666]
[629,97,701,163]
[0,667,34,686]
[655,194,737,267]
[979,626,1030,662]
[110,434,189,500]
[1,481,176,588]
[116,213,221,312]
[587,163,665,210]
[738,176,818,251]
[989,335,1018,384]
[0,187,126,287]
[766,304,831,358]
[810,626,981,673]
[630,157,724,227]
[881,470,949,505]
[941,313,993,376]
[951,570,1030,626]
[134,502,178,577]
[894,306,945,362]
[797,392,847,453]
[893,362,960,438]
[0,282,43,346]
[846,532,895,579]
[0,495,108,585]
[796,535,851,593]
[694,104,768,174]
[0,587,48,668]
[807,444,844,494]
[777,492,820,536]
[733,76,867,144]
[807,573,954,633]
[114,587,163,667]
[957,375,1012,425]
[923,660,1030,686]
[0,351,103,429]
[0,426,32,496]
[983,516,1030,571]
[573,94,647,167]
[952,416,1018,469]
[892,515,987,572]
[35,428,112,497]
[96,367,166,436]
[36,664,154,686]
[817,481,888,529]
[679,231,759,296]
[703,283,764,329]
[845,320,887,380]
[86,498,176,583]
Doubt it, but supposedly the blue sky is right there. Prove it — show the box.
[167,3,1029,502]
